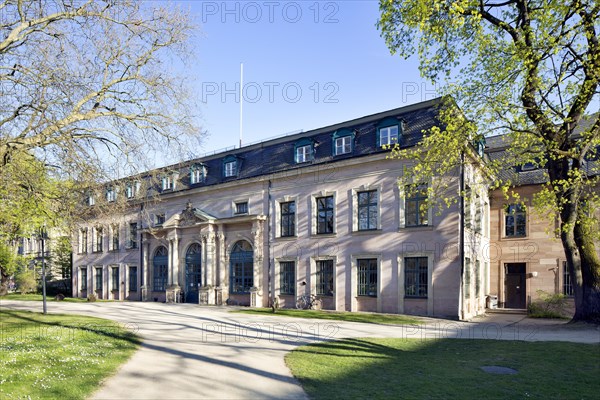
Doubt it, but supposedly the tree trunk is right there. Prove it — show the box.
[573,210,600,323]
[0,269,9,296]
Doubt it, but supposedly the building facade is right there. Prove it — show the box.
[72,98,491,320]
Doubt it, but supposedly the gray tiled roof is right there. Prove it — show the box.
[152,98,443,192]
[484,113,599,185]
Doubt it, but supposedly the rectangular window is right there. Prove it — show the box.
[465,185,472,229]
[280,201,296,237]
[129,222,138,249]
[404,257,428,298]
[129,266,138,292]
[155,214,165,226]
[224,161,237,177]
[111,225,119,251]
[357,190,378,231]
[405,185,429,227]
[316,259,334,296]
[464,257,471,299]
[334,136,352,155]
[126,181,140,199]
[379,125,398,146]
[280,261,295,295]
[316,196,334,234]
[153,265,167,291]
[80,268,87,291]
[235,201,248,215]
[475,259,481,298]
[80,229,88,253]
[95,267,103,292]
[230,261,253,294]
[505,204,526,237]
[106,187,116,202]
[161,175,173,191]
[111,267,119,291]
[296,145,313,163]
[357,258,377,297]
[190,165,206,185]
[474,194,482,234]
[563,261,574,296]
[94,227,103,252]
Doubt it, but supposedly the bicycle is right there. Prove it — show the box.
[296,293,322,310]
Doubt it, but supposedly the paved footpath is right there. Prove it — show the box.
[1,300,598,399]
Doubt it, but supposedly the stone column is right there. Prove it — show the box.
[172,236,180,287]
[167,239,173,287]
[141,238,150,301]
[251,220,263,308]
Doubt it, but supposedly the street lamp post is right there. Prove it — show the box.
[40,225,47,315]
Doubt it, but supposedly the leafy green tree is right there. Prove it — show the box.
[0,241,17,295]
[378,0,599,322]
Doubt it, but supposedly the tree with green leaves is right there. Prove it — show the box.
[378,0,599,322]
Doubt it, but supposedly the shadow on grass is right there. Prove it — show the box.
[286,338,600,400]
[1,309,140,345]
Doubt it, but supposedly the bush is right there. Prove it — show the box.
[87,293,97,302]
[15,270,37,294]
[528,290,569,318]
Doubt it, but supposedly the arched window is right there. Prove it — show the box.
[185,243,202,303]
[230,240,253,294]
[153,246,168,291]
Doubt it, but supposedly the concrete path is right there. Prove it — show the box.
[1,300,598,399]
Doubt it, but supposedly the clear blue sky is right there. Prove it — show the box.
[175,0,436,155]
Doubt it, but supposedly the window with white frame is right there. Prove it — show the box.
[379,125,399,146]
[126,181,140,199]
[505,204,526,237]
[106,187,116,202]
[334,135,352,155]
[224,160,237,177]
[161,175,173,191]
[154,214,165,226]
[190,164,207,185]
[296,144,313,163]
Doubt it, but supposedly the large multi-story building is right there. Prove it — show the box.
[72,98,492,320]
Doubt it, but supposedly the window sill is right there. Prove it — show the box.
[351,229,382,236]
[275,235,298,241]
[398,225,433,231]
[404,296,428,300]
[311,233,337,238]
[279,293,295,296]
[356,295,378,298]
[501,235,528,240]
[92,250,103,254]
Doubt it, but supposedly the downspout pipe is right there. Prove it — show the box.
[267,179,273,306]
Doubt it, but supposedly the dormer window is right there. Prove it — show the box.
[295,138,314,163]
[223,156,239,178]
[190,164,207,185]
[332,129,354,156]
[106,187,116,202]
[161,175,174,191]
[377,117,402,147]
[126,181,140,199]
[88,193,95,206]
[379,125,399,147]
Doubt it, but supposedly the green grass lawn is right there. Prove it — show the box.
[286,338,600,400]
[0,293,101,302]
[0,309,140,399]
[234,308,421,325]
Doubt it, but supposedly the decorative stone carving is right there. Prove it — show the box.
[179,201,199,226]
